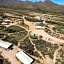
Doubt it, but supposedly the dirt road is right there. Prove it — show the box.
[24,19,64,44]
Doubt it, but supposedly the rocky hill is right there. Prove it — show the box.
[0,0,64,12]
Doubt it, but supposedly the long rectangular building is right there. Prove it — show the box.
[16,50,34,64]
[0,40,12,49]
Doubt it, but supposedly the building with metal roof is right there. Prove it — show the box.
[16,50,34,64]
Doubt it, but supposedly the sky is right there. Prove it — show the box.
[22,0,64,5]
[52,0,64,5]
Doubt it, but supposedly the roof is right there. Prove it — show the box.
[3,19,11,22]
[0,40,12,49]
[16,51,33,64]
[35,26,43,29]
[30,32,35,36]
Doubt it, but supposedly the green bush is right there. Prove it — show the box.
[5,25,25,33]
[3,35,18,45]
[33,40,58,59]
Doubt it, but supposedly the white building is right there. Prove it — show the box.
[35,26,43,29]
[43,20,48,25]
[30,32,35,37]
[0,40,12,49]
[1,18,12,25]
[35,22,43,26]
[16,50,34,64]
[3,18,12,23]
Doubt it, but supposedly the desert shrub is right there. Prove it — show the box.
[5,25,25,33]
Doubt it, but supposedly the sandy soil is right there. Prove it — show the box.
[24,19,64,44]
[0,46,21,64]
[0,14,64,64]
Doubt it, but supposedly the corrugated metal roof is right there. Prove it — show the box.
[0,40,12,49]
[16,50,33,64]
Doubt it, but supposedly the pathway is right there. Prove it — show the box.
[53,45,62,64]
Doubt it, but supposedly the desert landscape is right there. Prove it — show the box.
[0,0,64,64]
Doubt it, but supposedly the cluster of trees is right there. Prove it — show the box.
[20,37,40,57]
[0,55,10,64]
[33,40,58,59]
[55,46,64,64]
[52,26,64,34]
[25,17,42,22]
[2,25,28,45]
[46,21,64,26]
[5,25,25,33]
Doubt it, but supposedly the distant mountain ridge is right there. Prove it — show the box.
[0,0,64,12]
